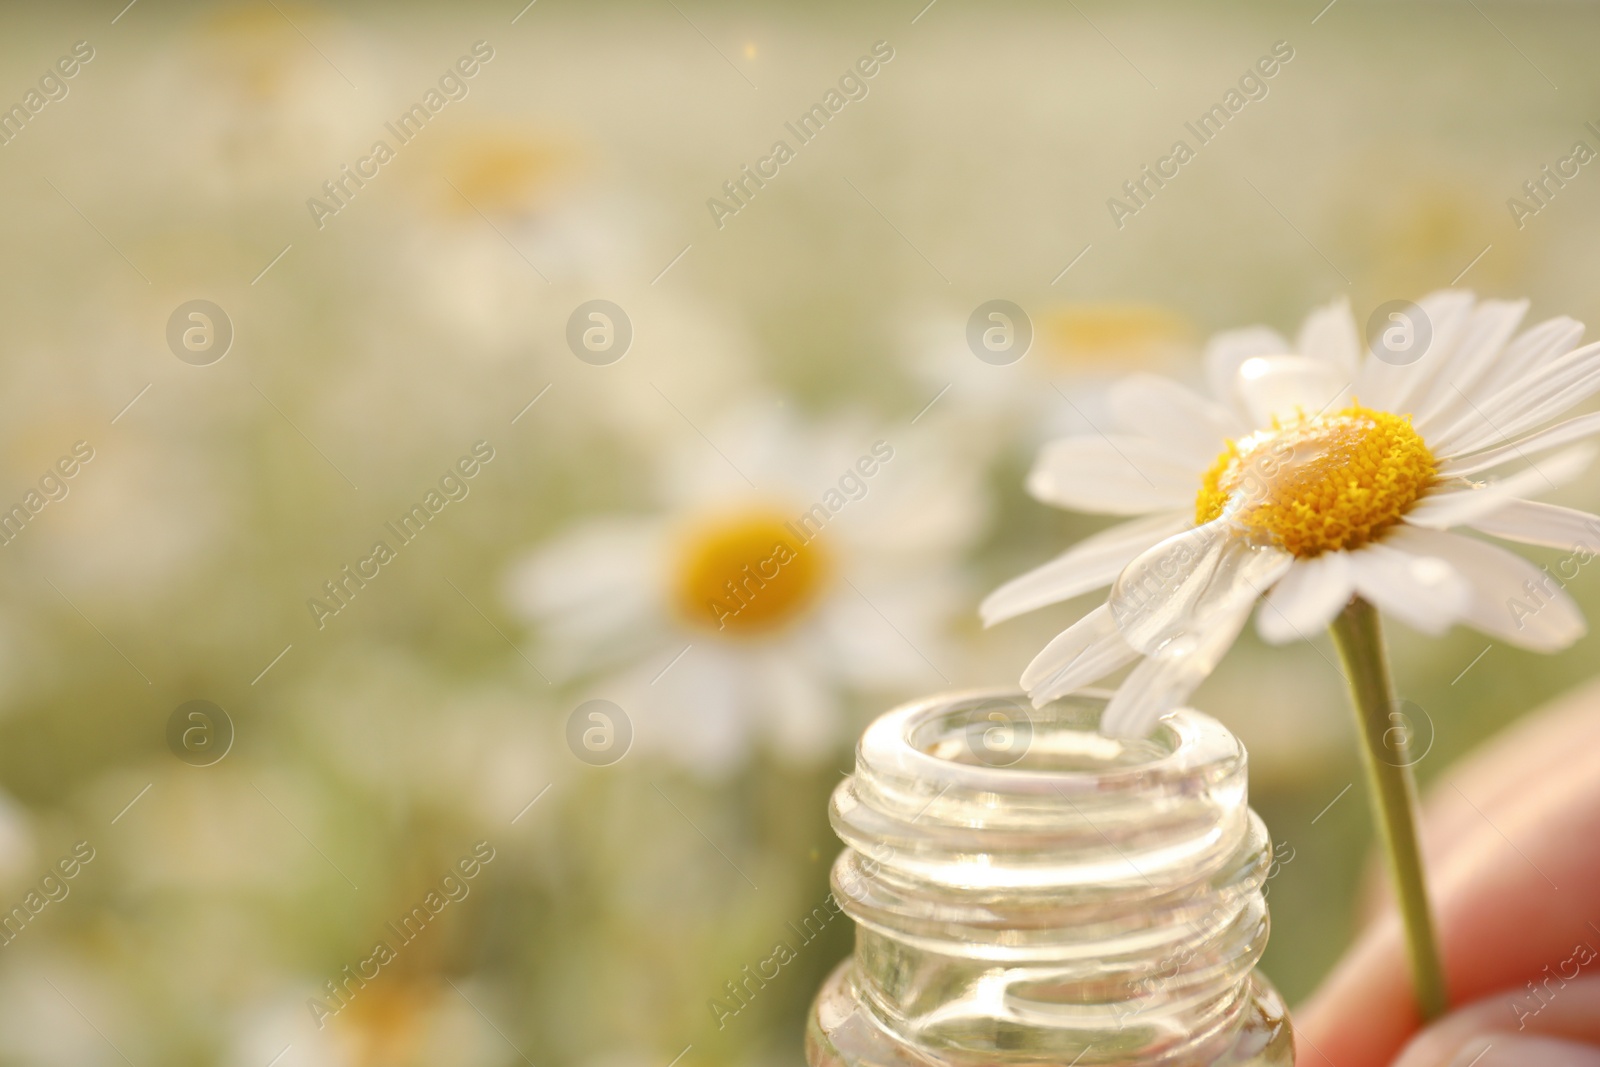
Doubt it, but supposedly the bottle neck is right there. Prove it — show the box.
[829,690,1272,1065]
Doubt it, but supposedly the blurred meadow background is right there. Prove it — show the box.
[0,1,1598,1064]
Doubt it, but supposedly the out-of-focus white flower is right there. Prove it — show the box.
[234,978,502,1067]
[395,124,607,351]
[175,4,379,199]
[986,291,1600,736]
[900,301,1196,455]
[505,398,989,775]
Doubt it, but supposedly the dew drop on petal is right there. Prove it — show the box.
[1111,528,1290,658]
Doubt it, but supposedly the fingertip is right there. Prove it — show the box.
[1398,1033,1600,1067]
[1291,919,1419,1067]
[1389,977,1600,1067]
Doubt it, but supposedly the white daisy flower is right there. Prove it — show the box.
[984,290,1600,737]
[505,399,988,776]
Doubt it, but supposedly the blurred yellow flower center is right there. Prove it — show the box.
[1194,404,1437,557]
[1043,304,1189,367]
[672,510,829,636]
[441,132,574,217]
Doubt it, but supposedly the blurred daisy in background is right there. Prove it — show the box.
[320,978,487,1067]
[986,291,1600,735]
[900,301,1196,461]
[177,4,379,200]
[504,397,989,776]
[311,115,760,489]
[228,975,506,1067]
[398,122,600,354]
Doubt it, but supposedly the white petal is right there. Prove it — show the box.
[1408,299,1529,435]
[1256,552,1354,644]
[1107,373,1244,455]
[1429,340,1600,456]
[1107,524,1289,656]
[1109,524,1229,651]
[1205,325,1291,412]
[1234,355,1348,427]
[504,518,657,616]
[1100,655,1200,740]
[1464,499,1600,551]
[1444,411,1600,475]
[501,519,663,667]
[1407,444,1598,528]
[1347,541,1471,636]
[1355,289,1476,415]
[1027,436,1201,515]
[1349,290,1470,416]
[650,645,752,776]
[1021,605,1139,704]
[757,650,839,764]
[1471,314,1586,400]
[981,512,1190,626]
[1383,525,1586,652]
[1100,540,1290,738]
[1295,297,1361,380]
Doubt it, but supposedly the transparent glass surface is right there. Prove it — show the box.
[805,690,1295,1067]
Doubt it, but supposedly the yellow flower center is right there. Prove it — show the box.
[1194,404,1437,557]
[440,130,574,217]
[671,509,829,636]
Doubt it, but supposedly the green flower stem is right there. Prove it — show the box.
[1328,596,1449,1021]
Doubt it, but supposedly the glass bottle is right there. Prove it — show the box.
[806,689,1293,1067]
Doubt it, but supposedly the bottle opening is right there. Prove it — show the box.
[906,690,1177,773]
